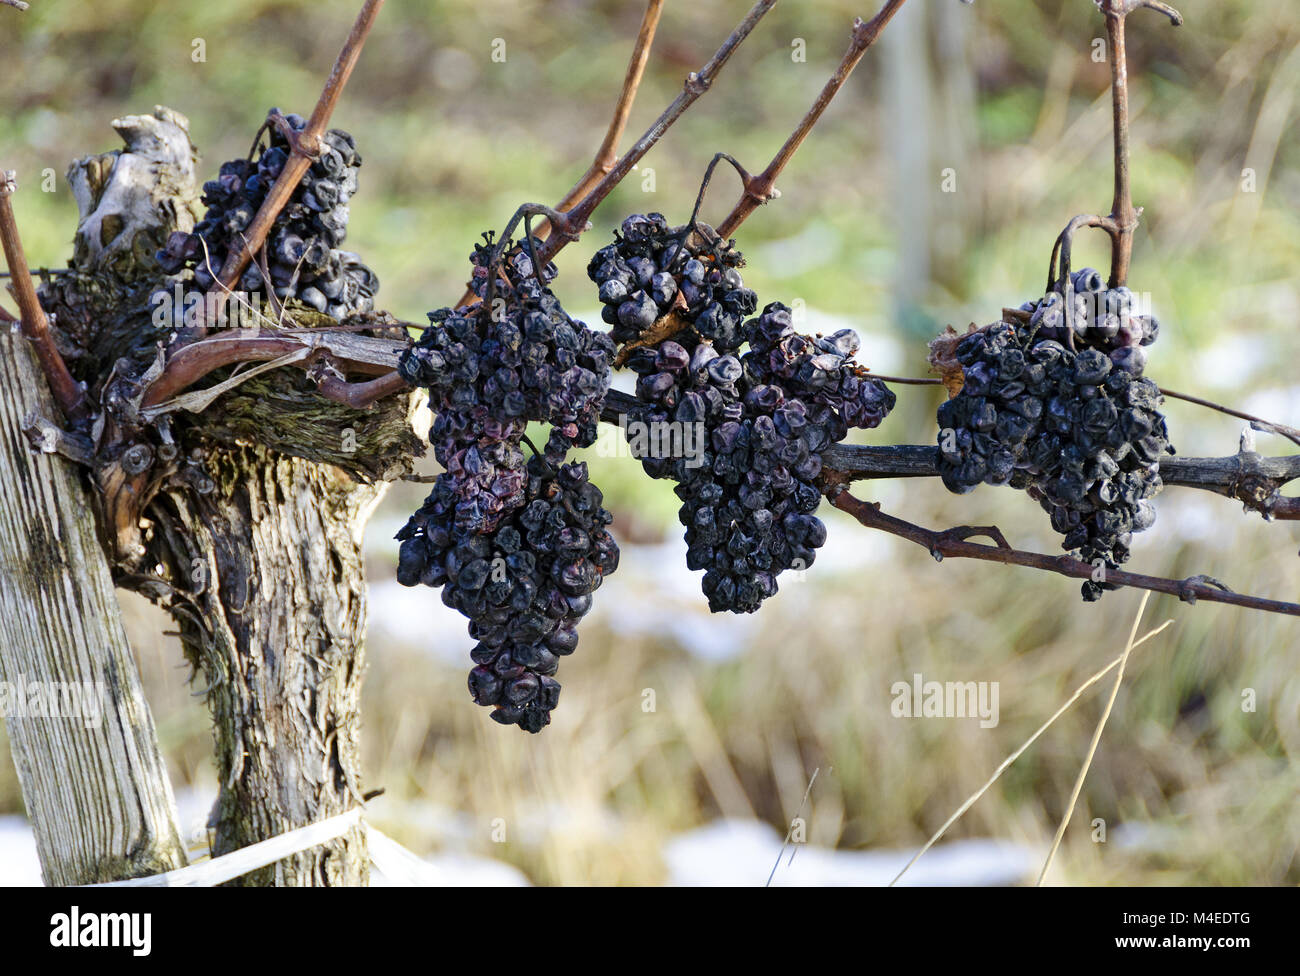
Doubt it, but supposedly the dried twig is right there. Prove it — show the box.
[451,2,774,311]
[195,0,385,335]
[826,485,1300,617]
[1098,0,1183,288]
[716,0,909,237]
[1037,592,1149,885]
[531,0,781,269]
[140,329,401,409]
[889,615,1175,887]
[535,0,665,240]
[1160,387,1300,449]
[0,172,88,421]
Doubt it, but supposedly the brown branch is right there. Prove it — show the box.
[140,330,400,412]
[826,486,1300,617]
[0,172,88,421]
[142,334,321,410]
[195,0,385,336]
[716,0,909,238]
[532,0,780,269]
[536,0,665,239]
[455,0,775,310]
[315,369,408,409]
[1098,0,1182,288]
[452,0,769,309]
[141,331,1300,521]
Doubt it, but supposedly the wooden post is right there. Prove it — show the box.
[0,329,188,885]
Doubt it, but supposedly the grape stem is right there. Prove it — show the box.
[687,154,754,236]
[824,483,1300,617]
[0,171,88,422]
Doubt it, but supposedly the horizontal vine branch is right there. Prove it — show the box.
[599,389,1300,518]
[134,331,1300,520]
[821,441,1300,520]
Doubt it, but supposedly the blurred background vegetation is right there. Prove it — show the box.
[1,0,1298,884]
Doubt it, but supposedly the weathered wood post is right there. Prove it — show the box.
[0,172,188,882]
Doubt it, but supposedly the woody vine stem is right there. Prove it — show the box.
[3,0,1299,616]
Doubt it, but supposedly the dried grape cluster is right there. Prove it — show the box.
[397,455,618,733]
[156,112,378,319]
[590,214,895,614]
[587,212,758,350]
[936,269,1172,599]
[396,235,618,731]
[399,236,615,532]
[744,303,897,444]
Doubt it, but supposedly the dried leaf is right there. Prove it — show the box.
[927,324,980,399]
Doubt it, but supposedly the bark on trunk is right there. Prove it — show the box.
[147,450,383,886]
[0,329,187,886]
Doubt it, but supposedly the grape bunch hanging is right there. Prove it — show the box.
[932,269,1173,600]
[395,234,619,732]
[393,211,897,730]
[590,214,896,614]
[156,111,379,319]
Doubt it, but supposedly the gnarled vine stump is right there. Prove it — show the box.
[26,106,424,886]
